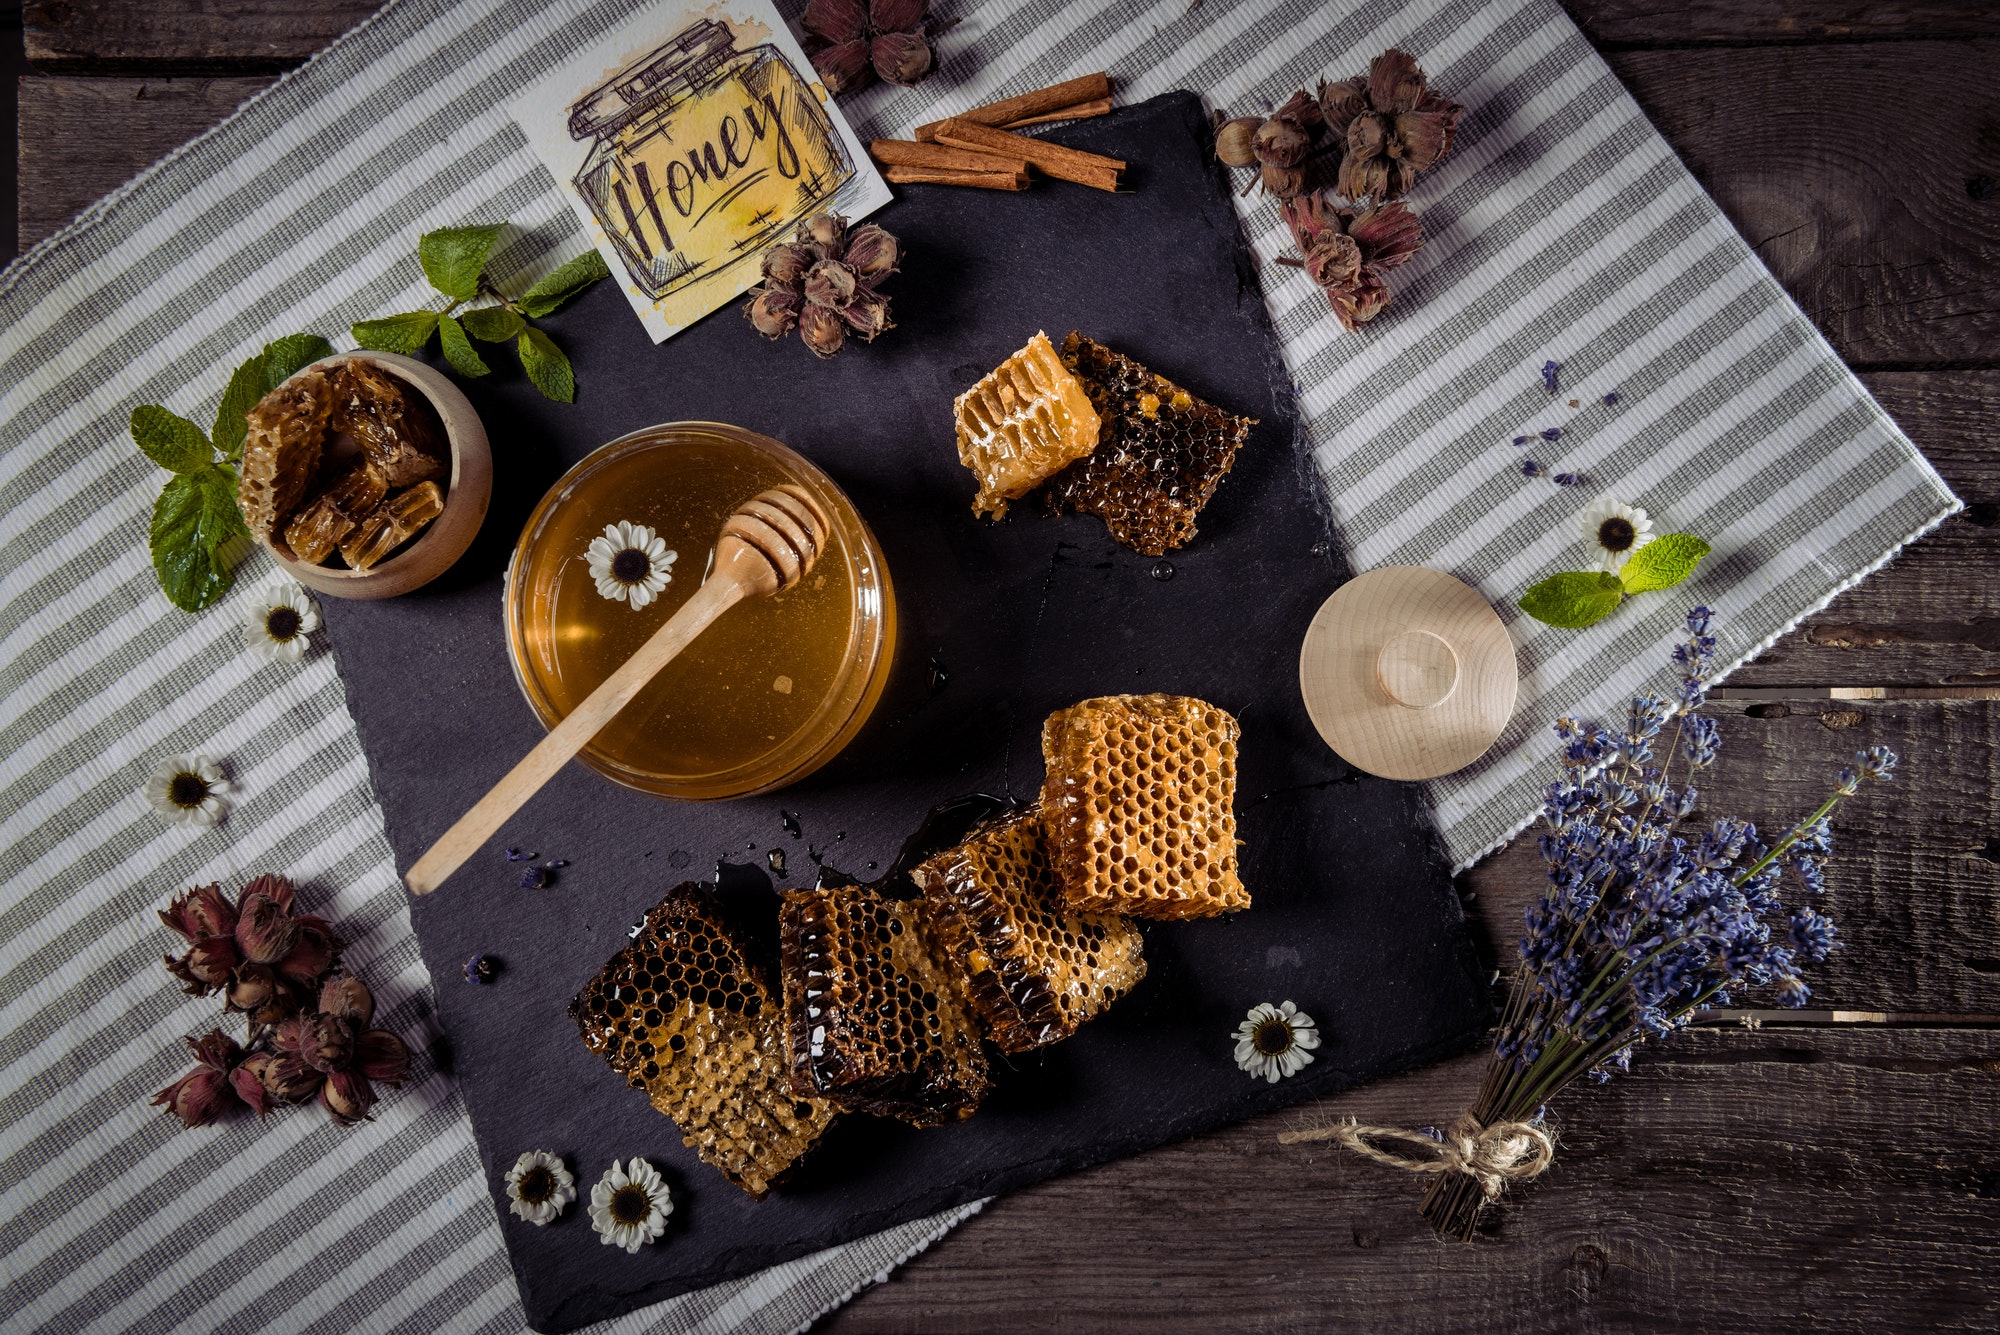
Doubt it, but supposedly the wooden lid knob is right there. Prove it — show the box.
[1377,630,1459,710]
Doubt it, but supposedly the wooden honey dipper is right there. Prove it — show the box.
[406,485,832,896]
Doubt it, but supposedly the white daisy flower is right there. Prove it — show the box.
[588,1157,672,1253]
[143,754,233,827]
[586,522,676,609]
[242,579,321,663]
[1577,495,1655,573]
[1233,1000,1320,1083]
[505,1150,576,1226]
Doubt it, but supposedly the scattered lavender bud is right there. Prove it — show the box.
[1512,435,1530,446]
[547,859,569,869]
[463,954,496,985]
[1554,472,1583,488]
[1541,428,1562,441]
[1603,392,1621,406]
[519,866,548,890]
[1521,459,1545,478]
[1541,360,1560,394]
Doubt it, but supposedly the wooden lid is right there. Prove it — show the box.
[1298,567,1517,781]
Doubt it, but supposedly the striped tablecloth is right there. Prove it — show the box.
[0,1,1957,1331]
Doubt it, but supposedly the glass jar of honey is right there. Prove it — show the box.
[567,18,855,306]
[504,423,895,800]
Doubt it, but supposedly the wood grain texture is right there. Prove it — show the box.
[1730,372,2000,687]
[1466,699,2000,1015]
[825,1028,2000,1334]
[15,74,272,248]
[1608,44,2000,366]
[22,0,378,71]
[1565,0,2000,44]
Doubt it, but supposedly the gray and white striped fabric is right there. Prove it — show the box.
[0,1,1956,1331]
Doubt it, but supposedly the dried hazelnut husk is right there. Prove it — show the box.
[234,888,299,965]
[762,243,813,286]
[1260,162,1305,199]
[1252,116,1309,169]
[804,260,859,308]
[225,963,277,1015]
[1280,192,1425,331]
[150,1030,248,1128]
[841,224,899,280]
[841,289,893,340]
[804,213,848,253]
[300,1013,356,1074]
[261,1052,325,1104]
[159,883,238,943]
[1214,116,1263,168]
[804,0,938,97]
[799,304,848,360]
[872,30,932,85]
[748,288,802,340]
[1321,48,1464,201]
[231,1052,276,1117]
[355,1028,412,1085]
[319,974,375,1027]
[320,1068,377,1126]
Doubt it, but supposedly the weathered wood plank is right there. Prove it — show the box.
[15,74,273,249]
[1607,44,2000,367]
[22,1,377,71]
[1464,699,2000,1016]
[1567,0,2000,44]
[826,1028,2000,1334]
[22,1,2000,68]
[1731,372,2000,688]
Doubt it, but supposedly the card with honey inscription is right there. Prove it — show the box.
[509,1,891,343]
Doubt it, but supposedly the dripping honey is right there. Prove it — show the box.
[507,424,894,799]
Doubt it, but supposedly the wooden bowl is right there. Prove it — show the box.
[261,351,492,599]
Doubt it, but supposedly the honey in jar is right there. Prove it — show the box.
[506,423,894,799]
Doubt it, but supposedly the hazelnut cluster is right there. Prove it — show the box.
[802,0,942,95]
[745,213,901,360]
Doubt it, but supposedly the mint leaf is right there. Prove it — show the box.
[132,405,213,474]
[518,327,574,402]
[459,305,525,342]
[352,310,439,355]
[438,316,491,378]
[1519,570,1625,629]
[519,250,611,317]
[211,356,268,461]
[419,223,505,301]
[151,468,249,611]
[1619,533,1711,594]
[262,333,334,386]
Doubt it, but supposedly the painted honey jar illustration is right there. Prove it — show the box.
[568,19,854,305]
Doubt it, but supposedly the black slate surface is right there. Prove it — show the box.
[321,93,1492,1333]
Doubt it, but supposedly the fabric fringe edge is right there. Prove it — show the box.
[784,1199,990,1335]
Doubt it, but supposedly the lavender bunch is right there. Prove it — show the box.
[1421,607,1898,1238]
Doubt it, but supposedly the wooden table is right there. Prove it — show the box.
[19,2,1998,1329]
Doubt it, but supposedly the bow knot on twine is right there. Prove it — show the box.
[1278,1114,1555,1202]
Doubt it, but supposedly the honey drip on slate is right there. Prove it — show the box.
[518,432,859,779]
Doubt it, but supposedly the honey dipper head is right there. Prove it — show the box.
[717,484,832,597]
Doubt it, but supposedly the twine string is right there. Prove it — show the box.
[1277,1113,1555,1201]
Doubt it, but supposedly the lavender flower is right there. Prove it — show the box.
[1603,392,1621,406]
[1542,360,1561,394]
[1522,459,1545,478]
[1554,473,1583,488]
[1541,428,1562,441]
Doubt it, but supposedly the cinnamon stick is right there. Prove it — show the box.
[870,138,1028,176]
[1000,97,1113,130]
[883,165,1031,191]
[934,119,1124,192]
[914,72,1112,142]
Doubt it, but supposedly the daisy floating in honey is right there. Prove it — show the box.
[1233,1000,1319,1083]
[589,1157,672,1253]
[506,1150,576,1226]
[242,579,321,663]
[587,521,676,609]
[144,753,232,828]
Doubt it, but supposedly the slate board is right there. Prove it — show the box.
[322,92,1492,1333]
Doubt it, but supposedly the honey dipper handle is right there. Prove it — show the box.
[404,573,747,896]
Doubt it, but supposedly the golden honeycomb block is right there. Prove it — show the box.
[1041,694,1250,920]
[238,367,334,540]
[328,359,448,489]
[281,462,388,565]
[915,806,1146,1053]
[337,481,443,571]
[571,882,836,1198]
[954,330,1102,519]
[779,880,990,1127]
[1041,332,1255,556]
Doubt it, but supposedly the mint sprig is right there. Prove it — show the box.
[353,222,608,403]
[1519,534,1711,629]
[132,333,333,612]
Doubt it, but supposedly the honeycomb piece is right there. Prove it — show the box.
[1040,694,1250,920]
[238,367,335,540]
[779,880,990,1127]
[570,882,836,1198]
[337,481,444,571]
[328,359,448,489]
[915,806,1147,1053]
[281,462,388,565]
[954,330,1102,519]
[1040,332,1255,556]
